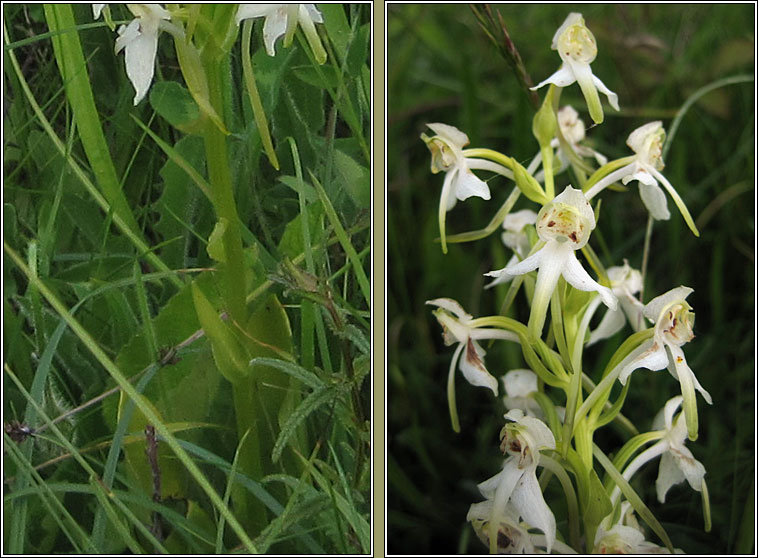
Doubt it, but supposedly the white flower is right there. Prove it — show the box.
[426,298,519,431]
[617,286,712,439]
[470,410,557,553]
[486,186,617,336]
[594,502,684,553]
[235,4,326,64]
[422,123,502,253]
[586,260,645,345]
[105,4,170,105]
[486,209,538,289]
[611,397,706,510]
[502,369,541,417]
[426,298,518,396]
[584,122,699,235]
[531,13,619,124]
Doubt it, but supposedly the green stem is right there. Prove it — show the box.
[202,61,247,325]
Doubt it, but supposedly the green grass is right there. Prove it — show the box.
[3,3,370,554]
[387,4,753,554]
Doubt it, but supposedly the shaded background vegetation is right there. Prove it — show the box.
[387,4,754,554]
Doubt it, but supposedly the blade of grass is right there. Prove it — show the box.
[309,171,370,308]
[43,4,141,235]
[3,22,183,289]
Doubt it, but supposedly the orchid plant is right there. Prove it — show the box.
[422,11,711,554]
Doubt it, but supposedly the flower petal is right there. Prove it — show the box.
[656,450,687,503]
[567,58,603,123]
[510,468,556,553]
[453,165,491,202]
[425,298,471,321]
[116,20,159,105]
[460,338,498,395]
[561,252,618,310]
[639,181,672,220]
[643,286,694,323]
[592,73,620,111]
[618,341,669,384]
[427,122,470,150]
[587,304,626,345]
[530,65,577,90]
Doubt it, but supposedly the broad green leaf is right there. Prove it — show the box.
[149,81,202,132]
[191,282,249,384]
[332,149,370,209]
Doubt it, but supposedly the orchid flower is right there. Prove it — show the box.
[235,4,326,64]
[534,105,608,184]
[610,397,706,512]
[586,260,645,345]
[502,369,566,424]
[617,286,712,440]
[422,123,512,253]
[485,186,617,337]
[531,13,619,124]
[584,121,699,236]
[426,298,518,432]
[502,369,542,417]
[469,409,557,553]
[95,4,171,105]
[594,502,683,553]
[486,209,537,289]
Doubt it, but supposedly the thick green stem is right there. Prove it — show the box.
[202,62,247,325]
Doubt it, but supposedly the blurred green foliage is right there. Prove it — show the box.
[387,4,753,554]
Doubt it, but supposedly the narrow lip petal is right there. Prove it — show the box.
[567,58,603,123]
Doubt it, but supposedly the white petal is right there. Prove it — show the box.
[519,416,556,451]
[503,369,538,398]
[425,298,471,321]
[510,469,556,553]
[301,3,323,23]
[618,341,669,384]
[426,122,470,150]
[592,74,620,110]
[486,245,544,279]
[643,287,694,323]
[587,305,626,345]
[531,65,576,90]
[459,339,498,395]
[656,451,687,503]
[561,252,618,310]
[116,20,159,105]
[453,166,491,201]
[235,4,280,23]
[261,6,289,56]
[639,180,671,220]
[92,4,106,19]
